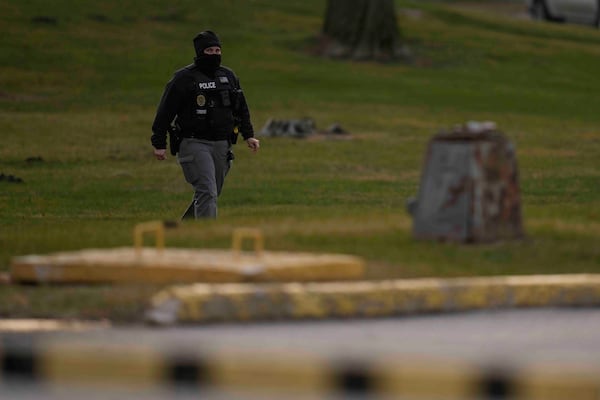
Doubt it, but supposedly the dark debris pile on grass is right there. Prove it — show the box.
[258,117,350,139]
[0,173,24,183]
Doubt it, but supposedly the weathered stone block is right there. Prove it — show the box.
[408,122,524,243]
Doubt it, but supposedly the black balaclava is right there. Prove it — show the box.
[193,31,221,75]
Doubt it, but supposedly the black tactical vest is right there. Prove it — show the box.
[184,67,236,140]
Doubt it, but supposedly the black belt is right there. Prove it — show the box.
[181,133,218,141]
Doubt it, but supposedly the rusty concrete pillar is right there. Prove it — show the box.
[407,122,524,243]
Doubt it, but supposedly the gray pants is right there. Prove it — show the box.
[177,138,231,219]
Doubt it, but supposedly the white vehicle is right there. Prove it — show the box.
[526,0,600,27]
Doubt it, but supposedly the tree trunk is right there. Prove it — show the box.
[321,0,401,61]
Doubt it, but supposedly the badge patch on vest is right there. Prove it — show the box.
[196,94,206,106]
[219,76,229,84]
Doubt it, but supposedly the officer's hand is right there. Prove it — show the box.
[246,138,260,153]
[154,148,167,160]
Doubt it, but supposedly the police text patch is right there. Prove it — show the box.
[198,82,217,89]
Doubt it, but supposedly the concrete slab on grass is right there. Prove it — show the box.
[10,248,365,284]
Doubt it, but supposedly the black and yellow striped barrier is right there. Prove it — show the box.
[147,274,600,324]
[1,336,600,399]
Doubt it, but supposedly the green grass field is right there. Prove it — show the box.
[1,0,599,321]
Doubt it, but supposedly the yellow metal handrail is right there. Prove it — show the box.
[133,222,263,259]
[232,228,264,260]
[133,221,165,255]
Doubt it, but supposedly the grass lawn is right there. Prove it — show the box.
[0,0,598,322]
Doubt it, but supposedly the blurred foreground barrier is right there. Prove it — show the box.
[407,121,524,243]
[9,224,364,284]
[146,274,600,325]
[1,335,600,399]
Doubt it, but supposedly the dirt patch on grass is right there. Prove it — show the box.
[0,91,46,102]
[528,218,600,236]
[448,1,530,20]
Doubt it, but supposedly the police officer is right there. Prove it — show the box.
[151,31,259,219]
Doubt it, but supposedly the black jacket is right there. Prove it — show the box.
[151,64,254,149]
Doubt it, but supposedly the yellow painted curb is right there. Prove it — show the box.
[1,337,600,399]
[146,274,600,324]
[0,319,110,333]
